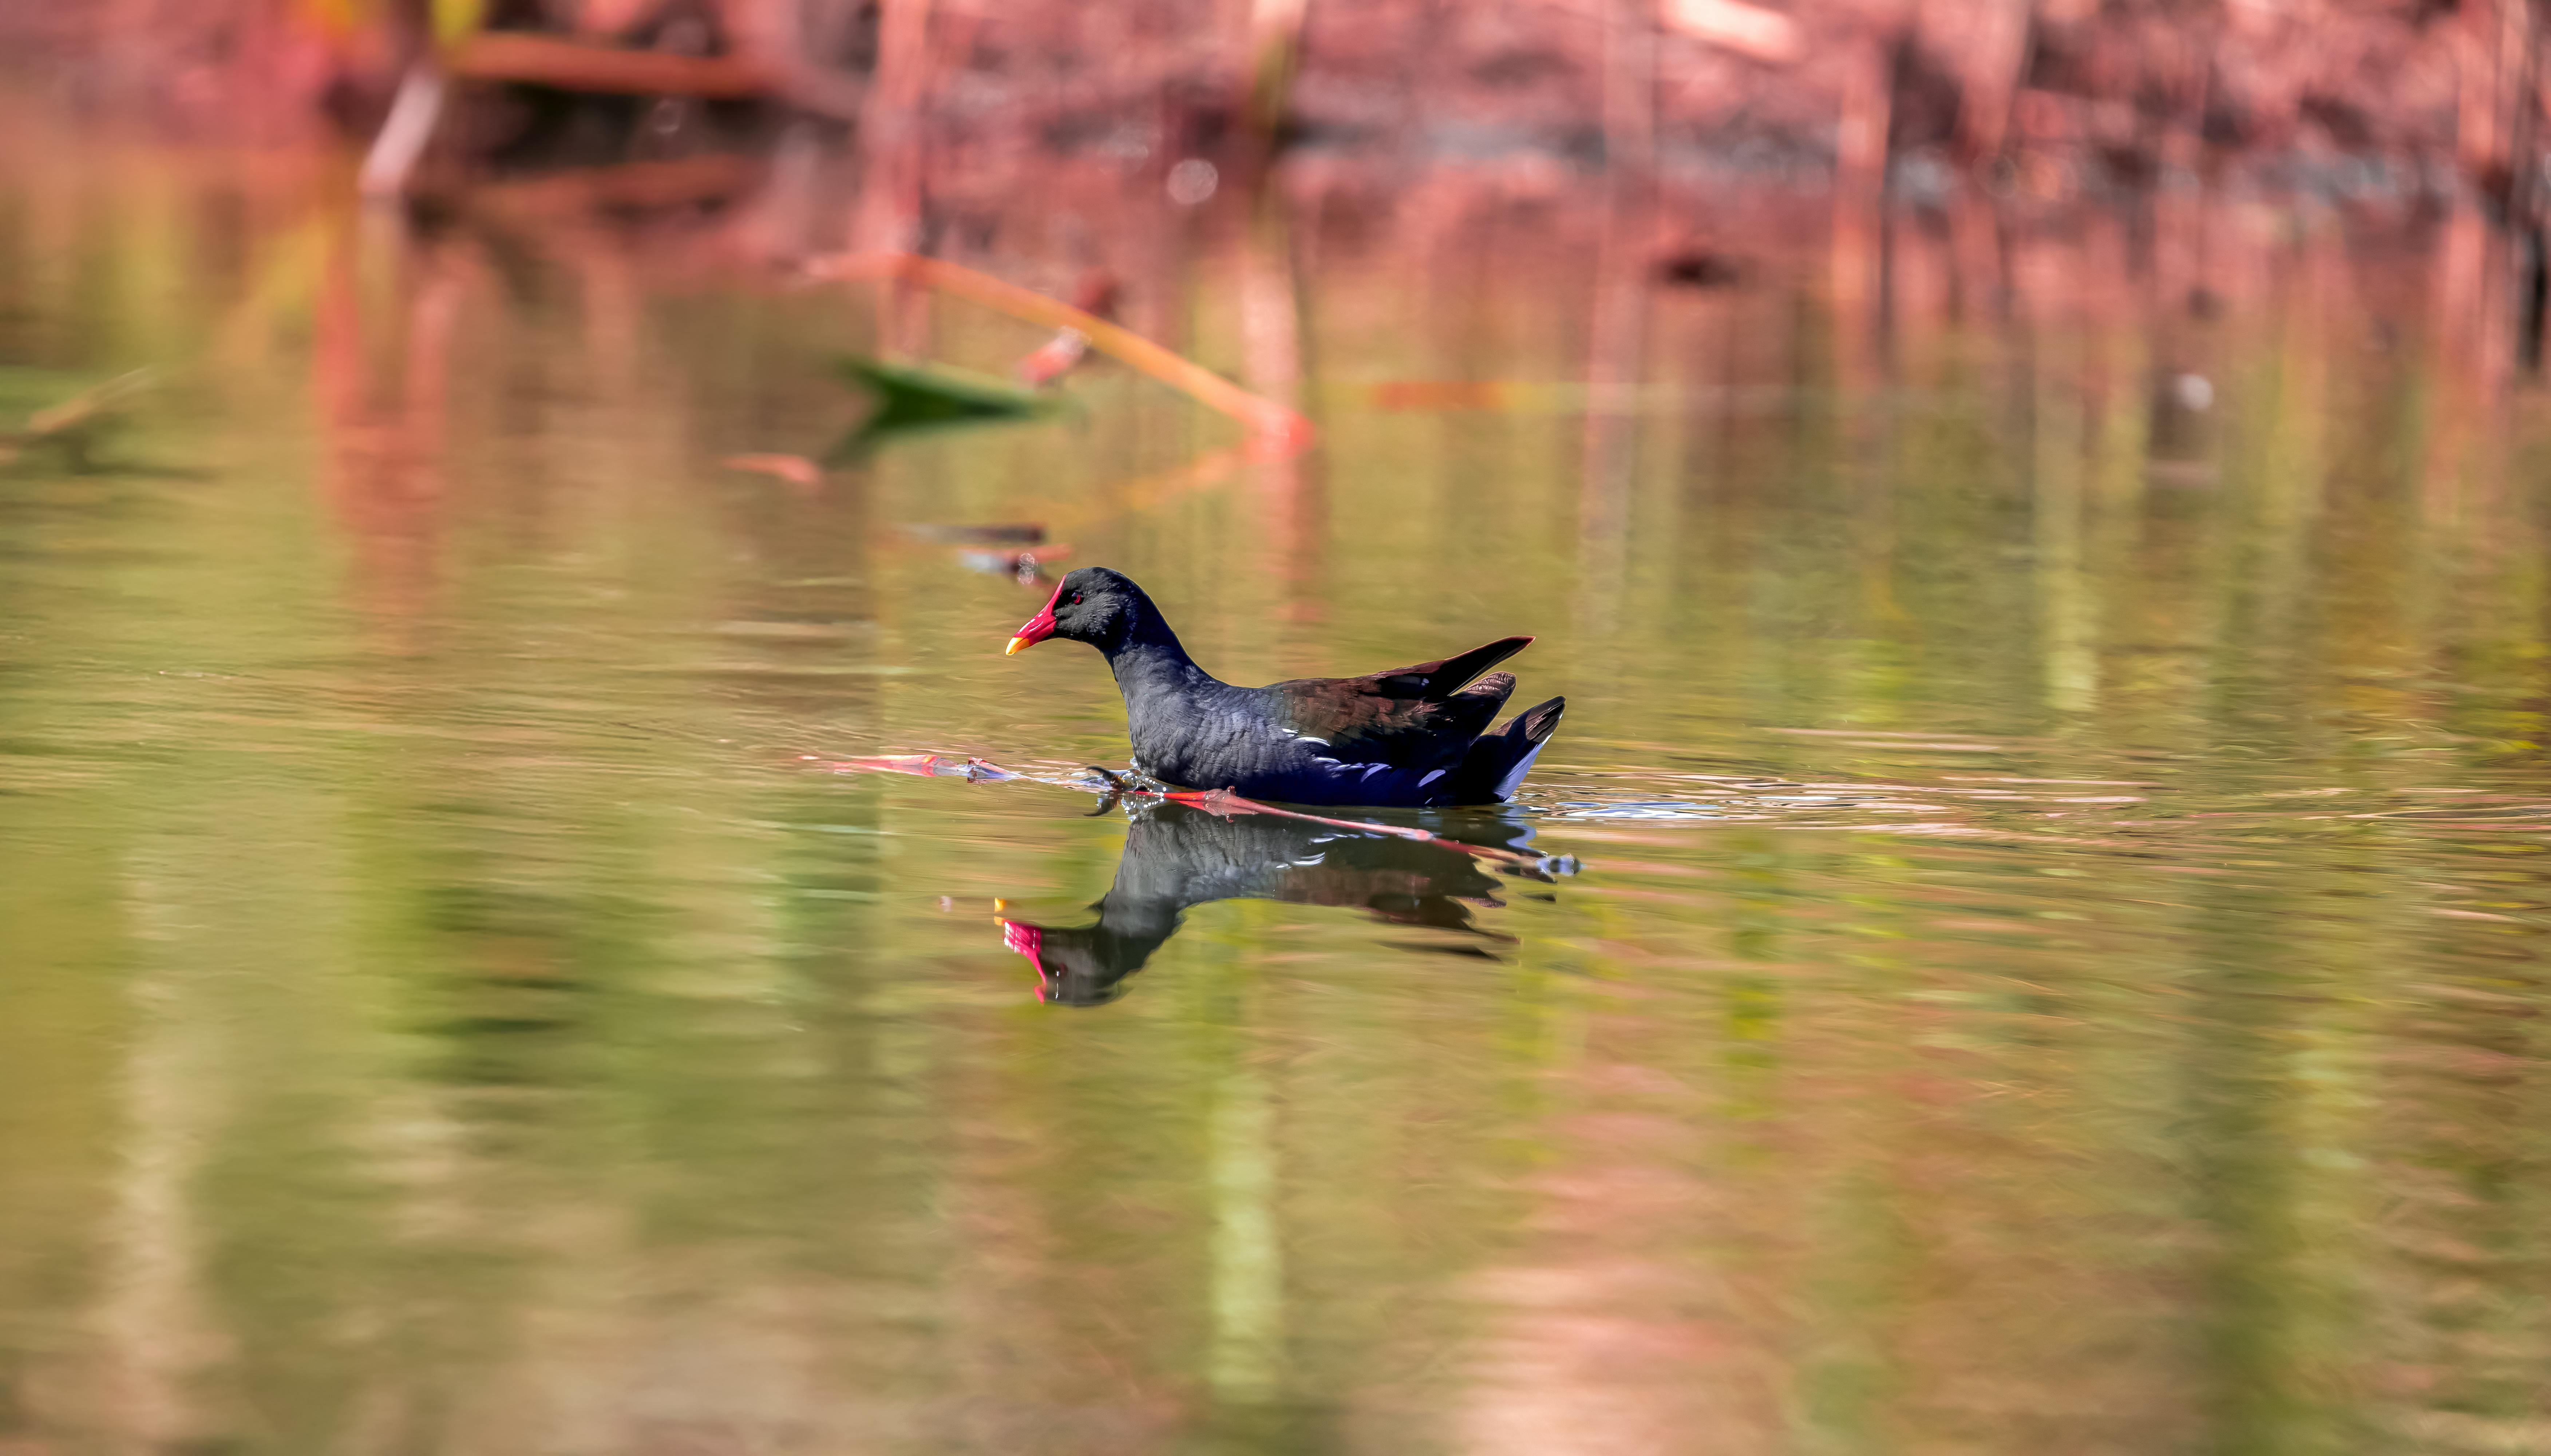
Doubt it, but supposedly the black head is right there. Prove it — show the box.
[1003,566,1158,657]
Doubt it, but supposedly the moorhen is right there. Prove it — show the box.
[1004,566,1564,807]
[999,797,1544,1005]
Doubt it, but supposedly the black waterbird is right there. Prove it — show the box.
[1002,566,1564,807]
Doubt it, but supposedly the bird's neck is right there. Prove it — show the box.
[1104,622,1213,702]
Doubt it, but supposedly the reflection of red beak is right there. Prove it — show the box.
[1004,581,1065,656]
[998,918,1049,1002]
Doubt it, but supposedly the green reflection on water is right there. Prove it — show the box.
[3,120,2551,1455]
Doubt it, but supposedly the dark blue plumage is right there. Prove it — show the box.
[1004,567,1564,807]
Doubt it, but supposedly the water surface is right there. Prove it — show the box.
[5,122,2551,1454]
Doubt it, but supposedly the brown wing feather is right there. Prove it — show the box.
[1267,643,1532,767]
[1360,636,1535,700]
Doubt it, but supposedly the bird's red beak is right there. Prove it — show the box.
[1004,581,1065,656]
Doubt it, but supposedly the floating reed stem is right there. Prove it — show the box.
[805,251,1316,449]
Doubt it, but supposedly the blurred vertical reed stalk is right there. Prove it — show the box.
[1236,0,1312,185]
[1238,196,1324,626]
[857,0,936,356]
[1578,0,1656,630]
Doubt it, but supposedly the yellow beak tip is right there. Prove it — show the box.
[1004,636,1030,656]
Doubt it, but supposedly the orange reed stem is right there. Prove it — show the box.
[805,251,1316,449]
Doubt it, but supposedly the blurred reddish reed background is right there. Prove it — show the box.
[3,0,2535,221]
[4,0,2546,391]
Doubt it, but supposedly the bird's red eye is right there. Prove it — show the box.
[1069,592,1083,605]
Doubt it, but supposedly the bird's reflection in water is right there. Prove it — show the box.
[997,799,1569,1006]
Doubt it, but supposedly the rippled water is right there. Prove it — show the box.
[6,120,2551,1453]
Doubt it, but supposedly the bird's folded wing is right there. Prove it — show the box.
[1267,638,1531,767]
[1361,635,1534,700]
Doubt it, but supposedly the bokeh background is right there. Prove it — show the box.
[6,3,2551,1454]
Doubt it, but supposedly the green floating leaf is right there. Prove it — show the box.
[827,356,1057,460]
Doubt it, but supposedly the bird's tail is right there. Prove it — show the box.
[1444,696,1565,804]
